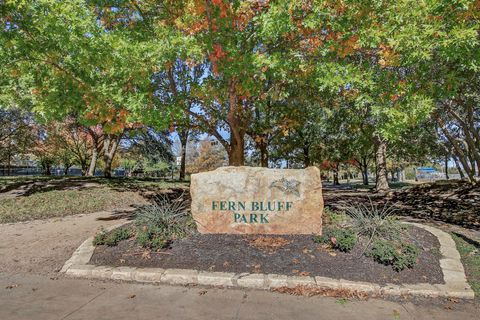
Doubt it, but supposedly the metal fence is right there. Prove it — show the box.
[415,172,462,181]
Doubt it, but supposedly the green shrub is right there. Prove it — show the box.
[368,239,419,271]
[93,229,108,246]
[134,194,195,250]
[324,208,349,226]
[93,227,132,246]
[314,227,357,252]
[136,229,170,250]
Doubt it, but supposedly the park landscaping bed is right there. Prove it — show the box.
[90,224,443,286]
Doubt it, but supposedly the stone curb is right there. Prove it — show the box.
[60,221,129,273]
[61,222,475,299]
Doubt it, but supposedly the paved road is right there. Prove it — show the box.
[0,273,478,320]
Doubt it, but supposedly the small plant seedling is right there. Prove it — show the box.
[335,298,349,306]
[392,309,401,320]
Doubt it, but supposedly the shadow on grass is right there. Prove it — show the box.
[453,232,480,249]
[0,176,189,198]
[95,188,191,222]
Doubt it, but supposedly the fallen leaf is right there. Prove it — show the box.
[247,236,290,252]
[141,251,151,260]
[292,258,300,264]
[5,284,19,289]
[199,290,207,295]
[303,248,312,254]
[272,285,369,300]
[128,294,136,299]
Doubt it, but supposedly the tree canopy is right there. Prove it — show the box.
[1,0,479,187]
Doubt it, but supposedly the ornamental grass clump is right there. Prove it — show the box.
[345,200,419,271]
[134,193,196,250]
[345,199,404,242]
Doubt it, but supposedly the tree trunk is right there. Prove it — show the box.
[374,135,389,192]
[452,154,465,179]
[333,168,339,185]
[228,132,245,166]
[103,135,121,178]
[45,164,51,176]
[226,78,246,166]
[361,162,369,185]
[356,157,370,185]
[179,130,188,181]
[435,114,476,181]
[87,148,98,177]
[80,161,89,176]
[259,141,268,167]
[445,155,449,180]
[7,150,11,176]
[303,145,310,167]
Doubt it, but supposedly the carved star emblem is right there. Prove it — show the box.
[269,177,301,196]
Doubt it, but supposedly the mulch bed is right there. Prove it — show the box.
[90,225,444,285]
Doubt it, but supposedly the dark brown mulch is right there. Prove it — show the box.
[90,226,444,285]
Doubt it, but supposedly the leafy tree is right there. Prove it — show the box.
[0,0,173,177]
[153,60,205,180]
[0,108,35,174]
[186,139,226,174]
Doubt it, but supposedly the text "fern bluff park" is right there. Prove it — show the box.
[211,201,294,224]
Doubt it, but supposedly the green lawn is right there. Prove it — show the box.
[0,176,189,224]
[0,176,59,189]
[95,177,189,192]
[452,234,480,298]
[0,187,148,223]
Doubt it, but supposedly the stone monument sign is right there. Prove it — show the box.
[190,166,323,234]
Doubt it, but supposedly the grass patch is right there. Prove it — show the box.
[452,234,480,298]
[96,177,189,192]
[0,187,146,223]
[0,176,58,190]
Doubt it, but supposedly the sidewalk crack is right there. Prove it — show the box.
[60,290,106,320]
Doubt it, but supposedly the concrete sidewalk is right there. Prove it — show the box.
[0,273,478,320]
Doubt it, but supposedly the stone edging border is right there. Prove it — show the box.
[61,222,474,299]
